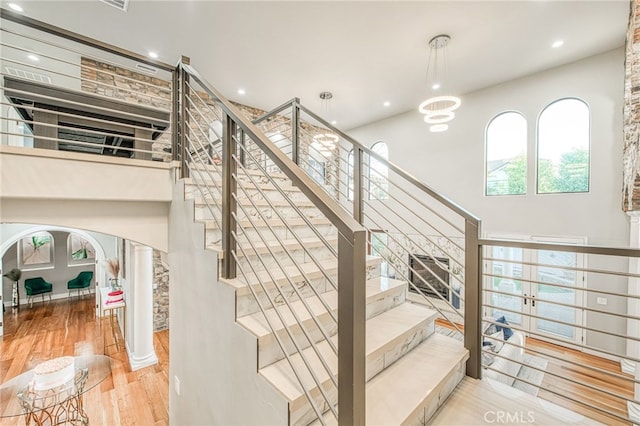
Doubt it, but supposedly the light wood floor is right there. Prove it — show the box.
[0,296,169,425]
[436,319,633,425]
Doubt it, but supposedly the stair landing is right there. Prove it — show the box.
[429,377,603,425]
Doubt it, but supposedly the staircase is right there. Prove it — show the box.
[181,165,469,424]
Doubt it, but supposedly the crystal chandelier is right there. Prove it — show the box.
[418,34,461,132]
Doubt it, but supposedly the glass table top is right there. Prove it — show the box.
[0,355,112,418]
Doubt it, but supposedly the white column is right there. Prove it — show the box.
[626,212,640,423]
[126,242,158,371]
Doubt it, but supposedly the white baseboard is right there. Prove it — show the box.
[2,290,94,309]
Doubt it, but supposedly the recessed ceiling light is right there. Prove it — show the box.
[148,51,159,59]
[331,120,337,125]
[237,88,246,95]
[432,83,441,90]
[552,40,564,48]
[8,3,23,12]
[27,54,39,61]
[383,101,391,107]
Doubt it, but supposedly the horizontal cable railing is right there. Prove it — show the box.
[481,238,640,424]
[254,98,483,378]
[179,61,367,425]
[0,9,174,162]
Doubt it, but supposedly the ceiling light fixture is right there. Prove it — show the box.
[27,54,39,61]
[552,40,564,48]
[8,3,23,12]
[237,88,246,95]
[418,34,461,133]
[383,101,391,107]
[148,51,159,59]
[313,91,338,157]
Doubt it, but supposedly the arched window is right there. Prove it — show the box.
[537,98,590,194]
[369,142,389,200]
[347,149,354,201]
[485,112,527,196]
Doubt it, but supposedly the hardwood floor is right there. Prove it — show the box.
[0,296,169,425]
[528,337,633,426]
[435,319,634,425]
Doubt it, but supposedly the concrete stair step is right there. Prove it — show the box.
[226,257,384,318]
[311,334,469,426]
[259,303,440,425]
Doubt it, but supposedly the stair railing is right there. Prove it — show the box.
[176,59,368,425]
[479,238,640,424]
[0,9,174,161]
[253,99,484,379]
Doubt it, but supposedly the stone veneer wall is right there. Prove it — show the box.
[80,58,341,193]
[153,249,170,331]
[80,58,173,162]
[624,0,640,211]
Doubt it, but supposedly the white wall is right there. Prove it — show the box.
[169,179,287,425]
[0,146,173,251]
[0,224,117,322]
[349,48,628,355]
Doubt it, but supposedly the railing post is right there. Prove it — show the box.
[338,229,366,426]
[464,219,482,379]
[222,113,238,279]
[171,67,179,163]
[291,98,301,165]
[352,148,364,224]
[179,56,191,179]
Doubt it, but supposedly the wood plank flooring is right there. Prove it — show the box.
[435,319,633,425]
[0,296,169,425]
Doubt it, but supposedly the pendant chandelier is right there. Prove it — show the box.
[418,34,461,132]
[312,91,338,157]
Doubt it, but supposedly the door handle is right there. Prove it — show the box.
[532,295,536,307]
[523,293,527,305]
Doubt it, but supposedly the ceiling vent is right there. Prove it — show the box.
[99,0,129,12]
[135,63,158,74]
[4,67,52,84]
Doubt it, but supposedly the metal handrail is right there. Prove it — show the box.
[182,63,364,240]
[295,102,480,224]
[480,237,640,257]
[0,8,174,72]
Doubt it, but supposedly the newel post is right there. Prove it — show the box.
[464,219,482,379]
[221,113,238,279]
[337,229,366,425]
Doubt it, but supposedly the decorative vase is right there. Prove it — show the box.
[12,281,19,307]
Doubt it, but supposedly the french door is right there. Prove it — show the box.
[485,236,585,346]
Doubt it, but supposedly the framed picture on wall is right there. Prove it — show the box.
[68,234,96,266]
[19,232,54,270]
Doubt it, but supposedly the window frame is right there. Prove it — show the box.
[536,97,591,195]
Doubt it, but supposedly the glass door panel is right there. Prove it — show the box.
[487,245,525,327]
[533,249,580,342]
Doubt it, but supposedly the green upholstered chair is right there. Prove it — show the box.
[67,271,93,298]
[24,277,53,307]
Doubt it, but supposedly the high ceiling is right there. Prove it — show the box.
[8,0,630,129]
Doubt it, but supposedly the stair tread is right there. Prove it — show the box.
[259,303,439,403]
[185,178,300,192]
[223,256,382,292]
[186,166,290,180]
[207,236,338,257]
[201,216,333,229]
[193,196,316,208]
[315,334,468,426]
[236,273,395,337]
